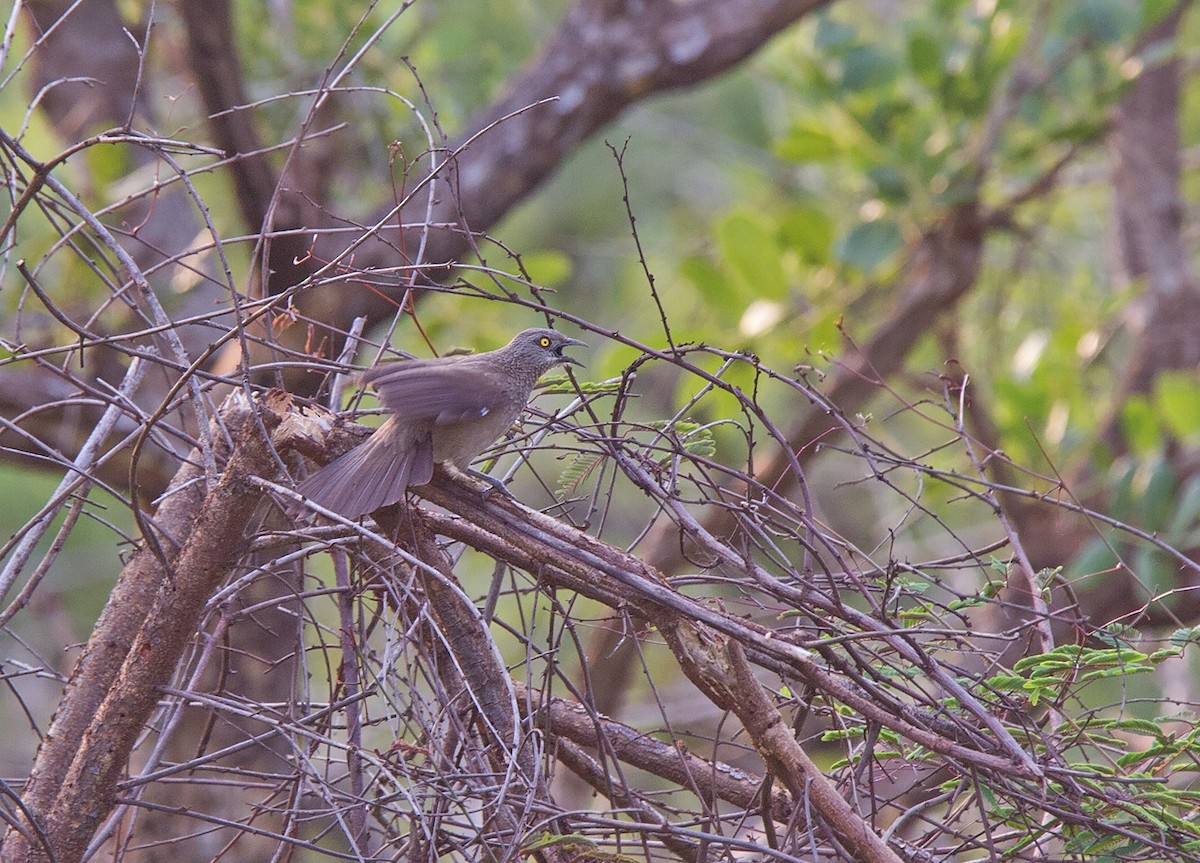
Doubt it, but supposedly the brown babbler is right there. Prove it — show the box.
[295,328,585,518]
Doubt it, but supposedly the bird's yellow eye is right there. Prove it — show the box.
[539,336,551,348]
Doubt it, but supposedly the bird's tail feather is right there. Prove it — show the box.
[293,423,427,518]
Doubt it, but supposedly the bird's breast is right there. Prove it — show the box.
[430,400,524,469]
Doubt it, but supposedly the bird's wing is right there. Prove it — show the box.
[363,360,509,424]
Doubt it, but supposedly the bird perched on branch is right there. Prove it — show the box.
[294,327,585,518]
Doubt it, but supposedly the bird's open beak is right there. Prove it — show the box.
[558,337,586,367]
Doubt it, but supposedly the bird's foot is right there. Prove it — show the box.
[468,469,511,500]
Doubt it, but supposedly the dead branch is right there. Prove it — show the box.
[6,390,292,863]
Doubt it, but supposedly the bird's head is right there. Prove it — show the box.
[507,328,586,374]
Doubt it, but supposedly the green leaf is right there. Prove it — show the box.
[1065,830,1124,855]
[1109,718,1166,737]
[1097,622,1140,644]
[946,595,986,612]
[1084,647,1148,665]
[557,453,604,499]
[682,430,716,459]
[537,375,621,396]
[1154,372,1200,441]
[814,15,855,49]
[906,28,943,88]
[1158,807,1200,834]
[1165,476,1200,540]
[775,120,839,163]
[1065,0,1141,44]
[780,205,834,265]
[836,219,902,272]
[1116,749,1154,768]
[680,255,744,315]
[1013,651,1073,674]
[867,164,909,204]
[1078,665,1152,683]
[840,44,899,92]
[1119,396,1161,454]
[521,250,573,287]
[646,420,717,461]
[1048,644,1088,657]
[986,674,1026,691]
[1148,647,1184,664]
[1136,456,1177,532]
[715,212,788,300]
[1169,626,1200,648]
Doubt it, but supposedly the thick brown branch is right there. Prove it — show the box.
[2,397,248,858]
[176,0,319,306]
[658,626,903,863]
[24,0,146,140]
[1103,4,1200,447]
[412,0,833,266]
[411,470,909,861]
[374,505,565,835]
[513,681,795,823]
[551,737,704,863]
[5,391,290,863]
[262,0,835,389]
[176,0,274,233]
[410,464,1036,781]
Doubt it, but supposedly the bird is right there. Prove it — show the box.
[293,327,585,518]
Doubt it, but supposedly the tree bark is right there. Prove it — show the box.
[1103,2,1200,449]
